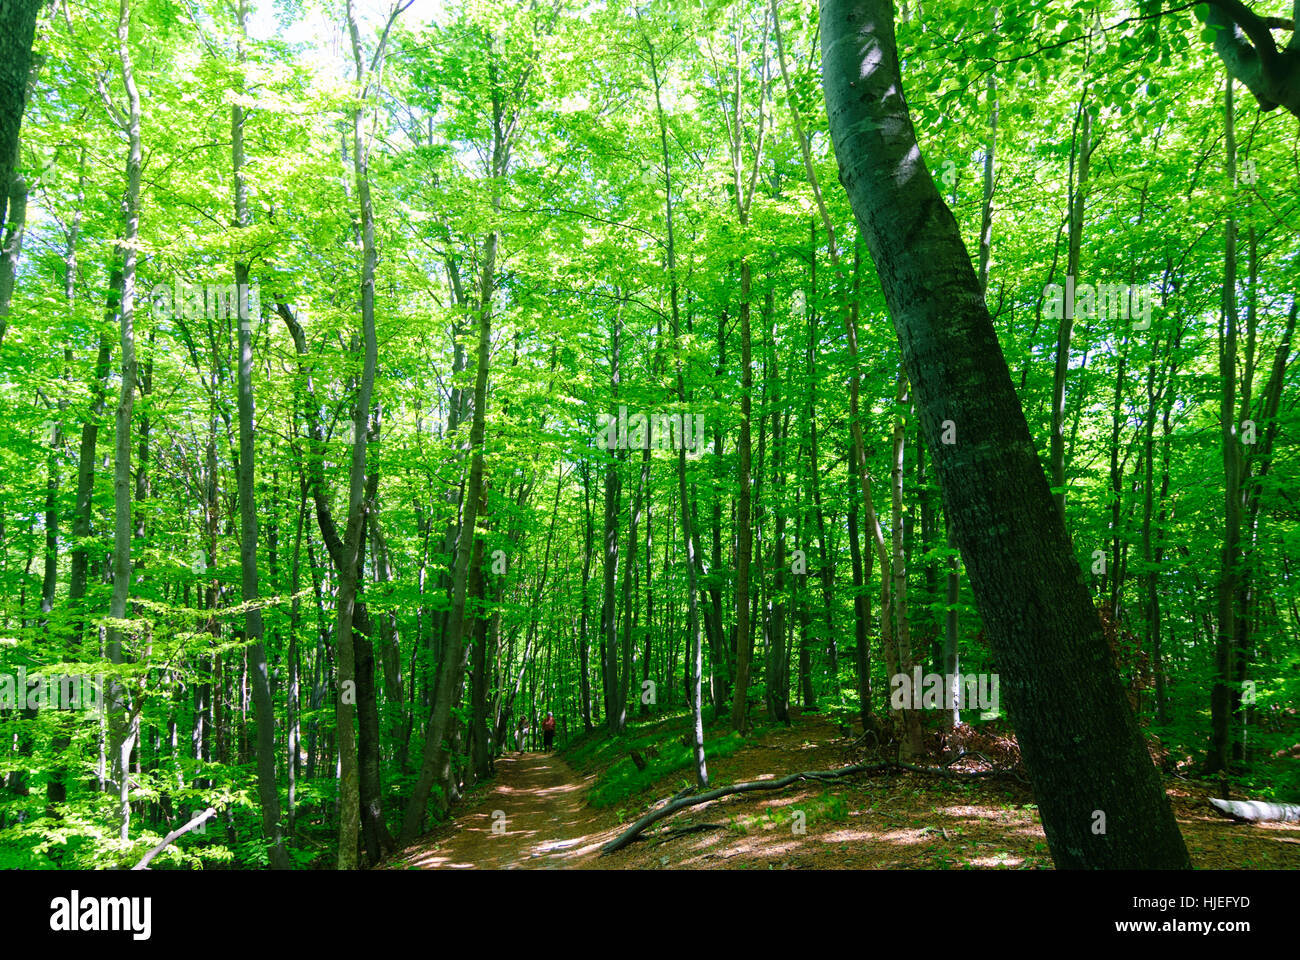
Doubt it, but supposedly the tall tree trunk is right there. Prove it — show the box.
[772,8,882,727]
[891,373,921,757]
[731,257,754,733]
[68,271,120,616]
[1050,97,1091,523]
[578,458,594,731]
[766,321,790,724]
[331,0,392,867]
[105,0,142,845]
[619,442,648,728]
[0,0,40,327]
[231,0,288,870]
[724,9,767,733]
[1210,76,1242,775]
[821,0,1190,869]
[643,21,706,785]
[601,310,623,734]
[401,128,499,843]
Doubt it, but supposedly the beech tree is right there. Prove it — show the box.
[820,0,1190,869]
[0,0,1294,872]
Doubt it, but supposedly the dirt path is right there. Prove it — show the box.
[385,720,1300,870]
[390,752,609,869]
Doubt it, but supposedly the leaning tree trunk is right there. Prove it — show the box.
[400,220,496,845]
[821,0,1190,870]
[0,0,40,259]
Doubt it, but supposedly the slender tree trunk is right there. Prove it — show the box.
[231,0,288,870]
[1210,76,1242,775]
[331,0,393,867]
[601,310,623,734]
[643,23,706,783]
[401,100,500,842]
[891,373,922,757]
[105,0,143,845]
[732,257,754,733]
[578,459,594,731]
[1050,98,1091,523]
[767,324,791,724]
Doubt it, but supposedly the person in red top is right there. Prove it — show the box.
[542,712,556,751]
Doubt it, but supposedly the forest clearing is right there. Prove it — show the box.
[0,0,1298,906]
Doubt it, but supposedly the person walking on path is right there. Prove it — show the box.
[542,712,556,751]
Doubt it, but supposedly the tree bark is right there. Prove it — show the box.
[642,20,706,785]
[104,0,142,846]
[821,0,1190,869]
[1210,76,1243,775]
[231,0,288,871]
[0,0,40,263]
[1050,98,1091,523]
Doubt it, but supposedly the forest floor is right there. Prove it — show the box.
[384,713,1300,870]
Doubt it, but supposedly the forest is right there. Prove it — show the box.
[0,0,1297,874]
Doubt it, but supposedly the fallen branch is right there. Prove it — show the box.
[131,807,216,870]
[601,759,1022,855]
[602,763,891,854]
[1208,798,1300,823]
[646,785,694,812]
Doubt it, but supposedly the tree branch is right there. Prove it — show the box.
[131,807,216,869]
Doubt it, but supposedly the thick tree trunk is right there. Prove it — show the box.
[0,0,40,269]
[1203,1,1300,118]
[821,0,1190,869]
